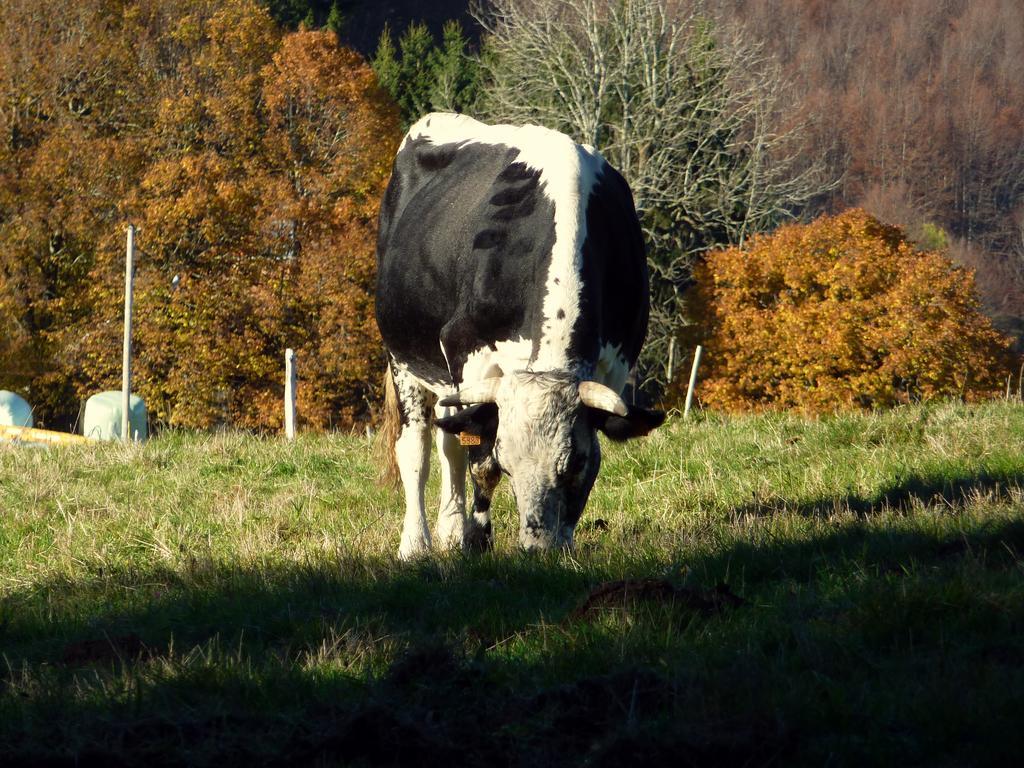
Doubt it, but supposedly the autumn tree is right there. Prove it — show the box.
[687,209,1016,412]
[107,20,396,430]
[708,0,1024,351]
[0,0,147,424]
[0,0,400,430]
[261,29,399,428]
[54,0,286,429]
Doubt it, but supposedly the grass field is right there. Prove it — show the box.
[2,401,1023,766]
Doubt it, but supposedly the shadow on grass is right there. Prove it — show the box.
[2,500,1024,766]
[733,467,1024,519]
[1,553,789,768]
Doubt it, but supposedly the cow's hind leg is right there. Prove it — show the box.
[465,449,500,551]
[392,366,435,560]
[435,405,467,550]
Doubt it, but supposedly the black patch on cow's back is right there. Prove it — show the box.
[415,142,459,171]
[472,229,508,250]
[489,174,538,206]
[489,191,538,222]
[376,138,555,384]
[497,161,536,183]
[568,164,649,368]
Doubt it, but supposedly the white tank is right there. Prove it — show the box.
[83,391,148,441]
[0,390,33,428]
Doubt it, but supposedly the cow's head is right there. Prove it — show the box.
[437,370,664,550]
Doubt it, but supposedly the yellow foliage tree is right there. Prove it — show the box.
[261,31,399,429]
[0,0,400,430]
[686,209,1017,411]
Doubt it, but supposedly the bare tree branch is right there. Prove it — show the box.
[474,0,834,393]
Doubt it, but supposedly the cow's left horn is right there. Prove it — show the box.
[578,381,629,416]
[439,377,502,407]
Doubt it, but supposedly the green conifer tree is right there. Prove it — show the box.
[371,24,400,103]
[326,2,346,36]
[429,20,479,113]
[372,19,482,128]
[395,22,435,122]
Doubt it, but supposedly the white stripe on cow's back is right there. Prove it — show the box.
[404,112,604,373]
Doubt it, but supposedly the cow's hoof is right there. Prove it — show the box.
[398,536,430,561]
[436,516,466,552]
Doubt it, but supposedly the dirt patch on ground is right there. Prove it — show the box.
[570,579,745,621]
[61,633,148,665]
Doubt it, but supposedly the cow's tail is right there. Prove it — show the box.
[374,365,401,489]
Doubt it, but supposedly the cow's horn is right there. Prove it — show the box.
[439,377,502,407]
[578,381,629,416]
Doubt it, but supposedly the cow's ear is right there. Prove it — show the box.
[436,402,499,439]
[589,405,665,442]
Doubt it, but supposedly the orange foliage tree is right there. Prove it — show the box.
[686,210,1017,412]
[0,0,399,430]
[715,0,1024,351]
[0,0,146,422]
[261,32,399,429]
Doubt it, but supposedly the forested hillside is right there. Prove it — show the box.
[714,0,1024,349]
[1,0,1021,429]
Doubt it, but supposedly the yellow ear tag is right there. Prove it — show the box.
[459,432,482,446]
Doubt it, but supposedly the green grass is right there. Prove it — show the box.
[2,401,1023,766]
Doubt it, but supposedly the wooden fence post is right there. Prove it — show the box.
[285,348,296,440]
[684,345,703,419]
[121,225,135,442]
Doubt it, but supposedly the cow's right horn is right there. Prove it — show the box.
[578,381,629,416]
[439,377,502,406]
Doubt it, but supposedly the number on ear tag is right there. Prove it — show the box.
[459,432,482,446]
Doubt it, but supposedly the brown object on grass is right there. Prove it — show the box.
[61,633,146,665]
[571,578,745,621]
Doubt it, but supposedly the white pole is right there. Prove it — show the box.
[121,225,135,442]
[666,337,676,384]
[285,348,296,440]
[683,345,703,419]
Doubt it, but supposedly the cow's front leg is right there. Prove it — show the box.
[435,406,467,550]
[466,450,501,551]
[393,369,435,560]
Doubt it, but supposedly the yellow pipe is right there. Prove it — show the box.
[0,424,97,446]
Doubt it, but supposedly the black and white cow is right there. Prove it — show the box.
[375,112,664,559]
